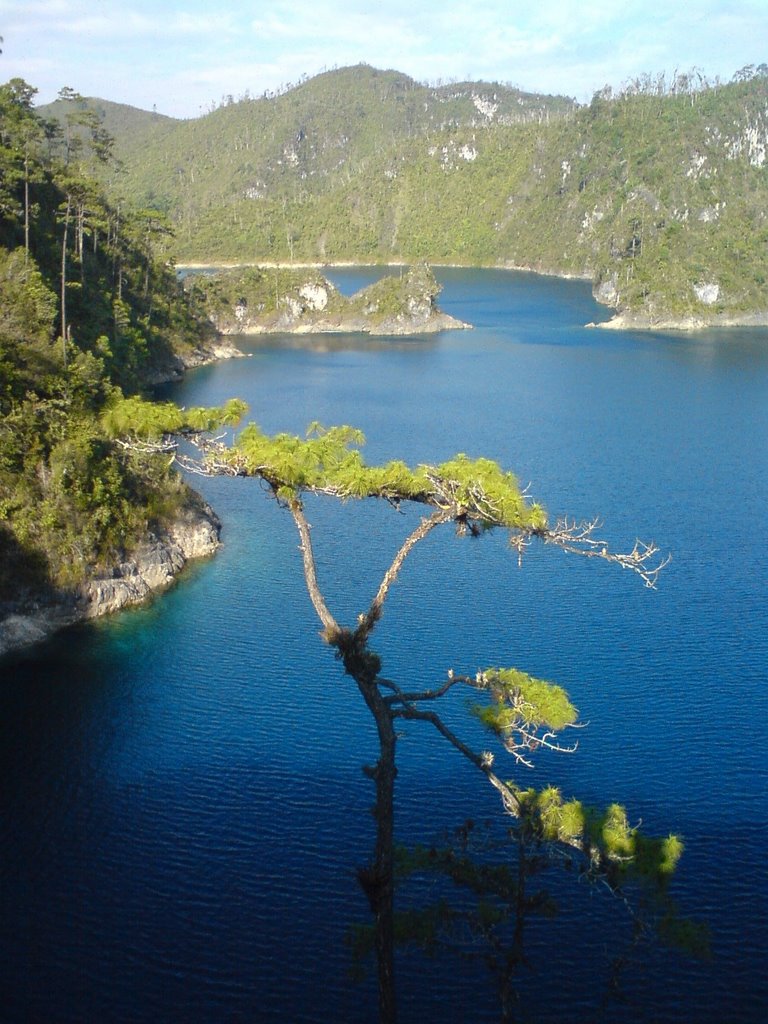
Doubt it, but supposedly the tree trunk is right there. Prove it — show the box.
[23,148,29,257]
[60,194,71,365]
[286,499,446,1022]
[357,679,398,1024]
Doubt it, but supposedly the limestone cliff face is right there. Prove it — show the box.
[0,501,221,658]
[80,501,220,617]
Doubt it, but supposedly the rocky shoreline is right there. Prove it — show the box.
[0,326,242,657]
[179,260,768,334]
[0,499,221,658]
[225,305,469,336]
[145,335,246,385]
[590,309,768,331]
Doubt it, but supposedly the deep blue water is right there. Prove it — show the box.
[2,268,767,1023]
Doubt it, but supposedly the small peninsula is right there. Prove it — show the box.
[185,264,470,336]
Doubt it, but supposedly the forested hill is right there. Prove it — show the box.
[40,94,179,158]
[0,79,223,614]
[45,63,768,326]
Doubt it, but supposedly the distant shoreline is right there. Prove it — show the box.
[176,259,591,280]
[178,261,768,331]
[591,309,768,332]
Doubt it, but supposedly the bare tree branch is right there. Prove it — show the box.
[392,701,522,817]
[113,436,176,455]
[383,668,465,705]
[389,671,581,767]
[357,508,452,642]
[537,517,671,588]
[288,499,340,637]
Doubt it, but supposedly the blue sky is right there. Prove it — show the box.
[0,0,765,118]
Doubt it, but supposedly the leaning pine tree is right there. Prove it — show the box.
[104,400,678,1023]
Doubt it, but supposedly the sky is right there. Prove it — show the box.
[0,0,766,119]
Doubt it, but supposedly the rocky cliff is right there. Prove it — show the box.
[0,498,220,658]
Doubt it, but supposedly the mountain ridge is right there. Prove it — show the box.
[39,63,768,327]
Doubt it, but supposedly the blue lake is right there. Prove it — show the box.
[1,268,767,1022]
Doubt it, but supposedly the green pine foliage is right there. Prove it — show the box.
[389,812,704,980]
[230,422,426,500]
[431,456,547,530]
[100,395,247,439]
[222,421,549,534]
[473,667,578,733]
[513,784,684,881]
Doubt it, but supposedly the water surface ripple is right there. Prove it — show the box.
[2,268,766,1022]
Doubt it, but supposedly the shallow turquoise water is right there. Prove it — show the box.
[2,268,766,1022]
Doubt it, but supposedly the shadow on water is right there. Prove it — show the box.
[232,332,441,356]
[1,621,131,821]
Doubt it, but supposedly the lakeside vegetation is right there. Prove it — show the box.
[0,79,219,606]
[44,62,768,325]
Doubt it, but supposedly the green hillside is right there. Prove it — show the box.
[39,94,178,146]
[41,65,576,252]
[48,64,768,326]
[0,79,219,605]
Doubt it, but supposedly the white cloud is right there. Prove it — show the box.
[0,0,234,40]
[1,0,766,116]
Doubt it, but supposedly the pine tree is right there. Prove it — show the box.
[106,403,678,1022]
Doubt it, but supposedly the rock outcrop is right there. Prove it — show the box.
[185,264,471,337]
[0,499,220,657]
[589,308,768,331]
[144,335,246,385]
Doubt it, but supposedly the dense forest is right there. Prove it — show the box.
[48,63,768,325]
[0,78,220,609]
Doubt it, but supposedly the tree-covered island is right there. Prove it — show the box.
[183,262,470,336]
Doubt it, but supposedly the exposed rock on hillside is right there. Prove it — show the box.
[186,264,471,336]
[0,498,220,657]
